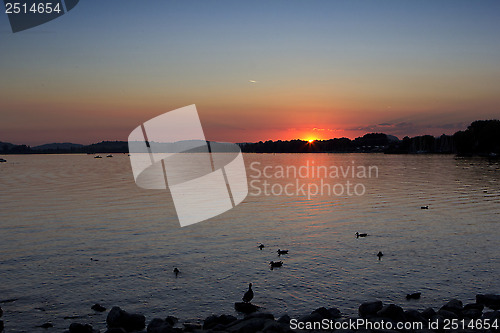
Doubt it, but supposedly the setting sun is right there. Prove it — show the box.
[305,136,319,143]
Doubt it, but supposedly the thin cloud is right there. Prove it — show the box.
[312,127,337,132]
[347,121,467,138]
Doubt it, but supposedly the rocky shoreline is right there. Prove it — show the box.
[1,294,499,333]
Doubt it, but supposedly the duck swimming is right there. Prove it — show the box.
[277,249,288,255]
[406,292,421,300]
[269,261,283,268]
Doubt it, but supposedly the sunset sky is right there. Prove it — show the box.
[1,1,500,145]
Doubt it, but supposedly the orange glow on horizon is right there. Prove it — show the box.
[304,134,321,143]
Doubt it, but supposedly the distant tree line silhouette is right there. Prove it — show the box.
[453,120,500,155]
[1,120,499,156]
[240,120,500,155]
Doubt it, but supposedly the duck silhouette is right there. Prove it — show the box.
[277,249,288,255]
[242,283,253,303]
[377,251,384,260]
[269,261,283,269]
[421,206,429,209]
[258,244,265,250]
[173,267,180,277]
[356,232,368,238]
[406,292,421,300]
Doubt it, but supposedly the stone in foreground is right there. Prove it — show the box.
[91,303,107,312]
[106,306,145,332]
[69,322,99,333]
[359,300,383,317]
[377,304,405,321]
[477,294,500,310]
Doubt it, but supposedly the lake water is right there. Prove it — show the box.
[0,153,499,332]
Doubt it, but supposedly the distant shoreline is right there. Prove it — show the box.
[1,119,499,156]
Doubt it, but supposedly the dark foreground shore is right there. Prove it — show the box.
[1,294,499,333]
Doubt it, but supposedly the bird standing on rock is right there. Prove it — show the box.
[242,283,253,303]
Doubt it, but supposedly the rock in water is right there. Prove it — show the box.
[438,309,459,319]
[476,294,500,310]
[440,299,463,315]
[483,311,500,321]
[106,306,146,332]
[37,323,53,329]
[147,316,179,333]
[69,323,97,333]
[147,318,170,333]
[359,300,383,317]
[297,312,323,323]
[464,303,484,311]
[105,329,127,333]
[223,313,274,332]
[278,314,291,325]
[91,303,106,312]
[377,304,405,321]
[311,307,341,319]
[165,316,178,327]
[421,307,436,319]
[183,323,202,331]
[404,309,426,323]
[234,302,258,314]
[462,308,483,319]
[203,314,237,330]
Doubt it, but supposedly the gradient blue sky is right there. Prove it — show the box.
[1,0,500,145]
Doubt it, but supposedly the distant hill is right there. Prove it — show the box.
[0,141,14,145]
[0,141,15,151]
[0,140,128,154]
[84,141,128,153]
[32,142,84,151]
